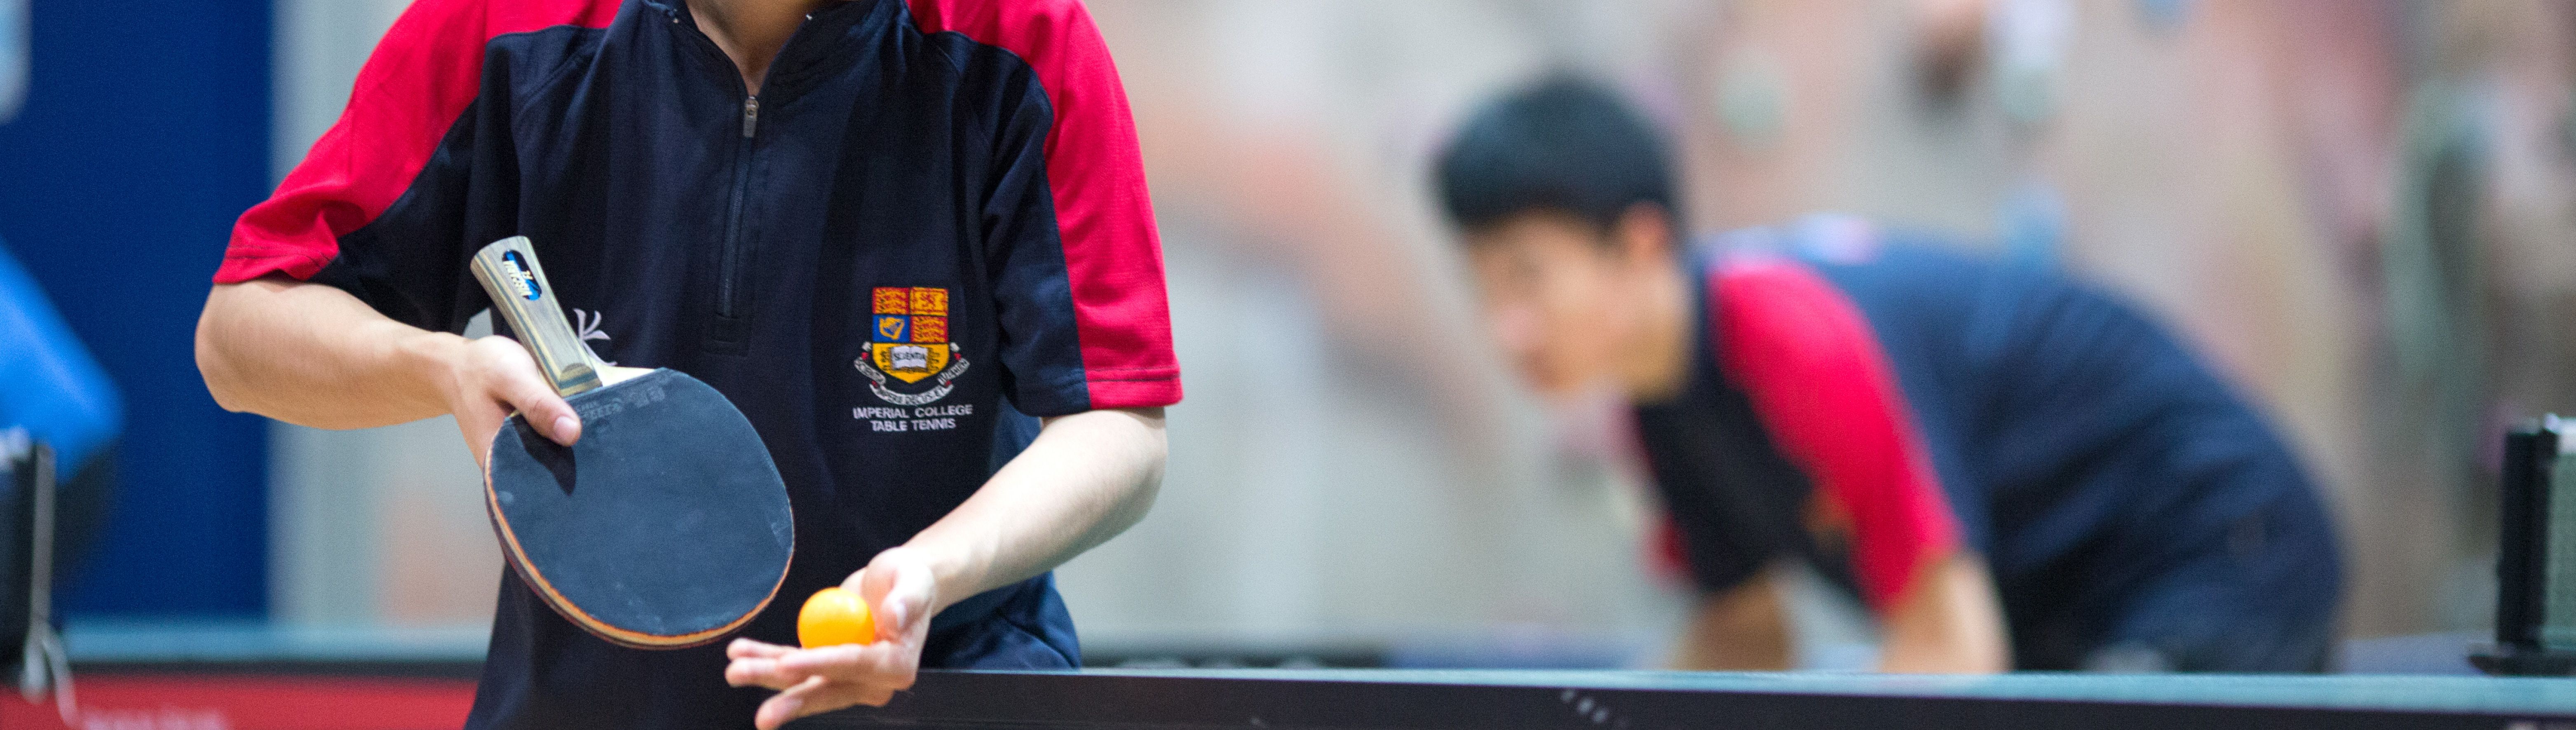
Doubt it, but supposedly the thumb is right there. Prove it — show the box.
[852,554,934,638]
[498,373,581,446]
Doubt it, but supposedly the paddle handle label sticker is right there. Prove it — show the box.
[501,250,543,300]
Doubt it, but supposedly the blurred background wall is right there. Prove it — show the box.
[7,0,2575,663]
[1074,0,2576,647]
[0,0,272,618]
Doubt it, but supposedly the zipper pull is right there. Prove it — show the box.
[742,96,760,138]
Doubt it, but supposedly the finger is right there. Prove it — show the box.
[878,563,935,638]
[729,638,797,660]
[852,685,898,708]
[756,678,898,730]
[779,643,916,691]
[773,643,875,675]
[854,555,932,637]
[849,565,903,633]
[753,675,828,730]
[727,645,829,690]
[472,336,581,445]
[487,350,581,446]
[849,562,886,596]
[725,657,802,690]
[724,660,761,688]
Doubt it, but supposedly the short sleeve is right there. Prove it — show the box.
[1715,255,1961,613]
[219,0,613,331]
[1631,378,1823,597]
[916,0,1182,416]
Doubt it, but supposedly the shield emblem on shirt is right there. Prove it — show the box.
[868,341,952,384]
[854,286,969,406]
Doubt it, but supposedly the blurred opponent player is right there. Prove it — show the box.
[193,1,1178,728]
[1432,77,2339,672]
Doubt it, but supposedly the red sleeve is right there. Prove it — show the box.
[216,0,617,284]
[1713,256,1960,613]
[908,0,1180,410]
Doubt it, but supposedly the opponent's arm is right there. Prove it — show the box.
[1670,565,1795,671]
[1670,556,2005,673]
[196,276,580,460]
[1876,551,2009,673]
[724,408,1166,728]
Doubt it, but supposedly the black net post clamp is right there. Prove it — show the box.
[6,427,74,721]
[2473,415,2576,676]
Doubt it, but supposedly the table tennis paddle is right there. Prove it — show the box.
[468,236,794,649]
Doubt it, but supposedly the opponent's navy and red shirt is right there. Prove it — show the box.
[217,0,1178,726]
[1634,215,2339,671]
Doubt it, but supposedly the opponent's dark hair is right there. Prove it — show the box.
[1433,75,1680,239]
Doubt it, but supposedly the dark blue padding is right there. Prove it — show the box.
[487,368,793,647]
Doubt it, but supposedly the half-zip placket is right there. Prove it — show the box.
[716,91,757,322]
[672,8,831,333]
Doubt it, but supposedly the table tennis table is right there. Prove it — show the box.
[10,621,2575,729]
[814,667,2576,730]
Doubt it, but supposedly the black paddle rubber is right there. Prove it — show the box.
[485,368,794,648]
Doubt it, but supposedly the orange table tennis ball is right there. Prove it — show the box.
[798,587,876,648]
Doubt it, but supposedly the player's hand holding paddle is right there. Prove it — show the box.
[443,334,584,465]
[725,547,941,730]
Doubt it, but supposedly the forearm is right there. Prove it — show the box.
[903,407,1166,613]
[1875,552,2010,673]
[196,276,462,429]
[1670,565,1794,671]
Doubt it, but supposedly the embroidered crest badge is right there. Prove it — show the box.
[855,286,968,406]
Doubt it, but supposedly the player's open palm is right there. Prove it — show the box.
[725,547,941,730]
[443,334,581,469]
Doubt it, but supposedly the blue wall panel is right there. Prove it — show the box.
[0,0,273,617]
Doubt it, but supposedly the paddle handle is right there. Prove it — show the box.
[470,236,605,397]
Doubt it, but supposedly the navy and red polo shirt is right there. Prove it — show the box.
[216,0,1179,726]
[1634,215,2339,671]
